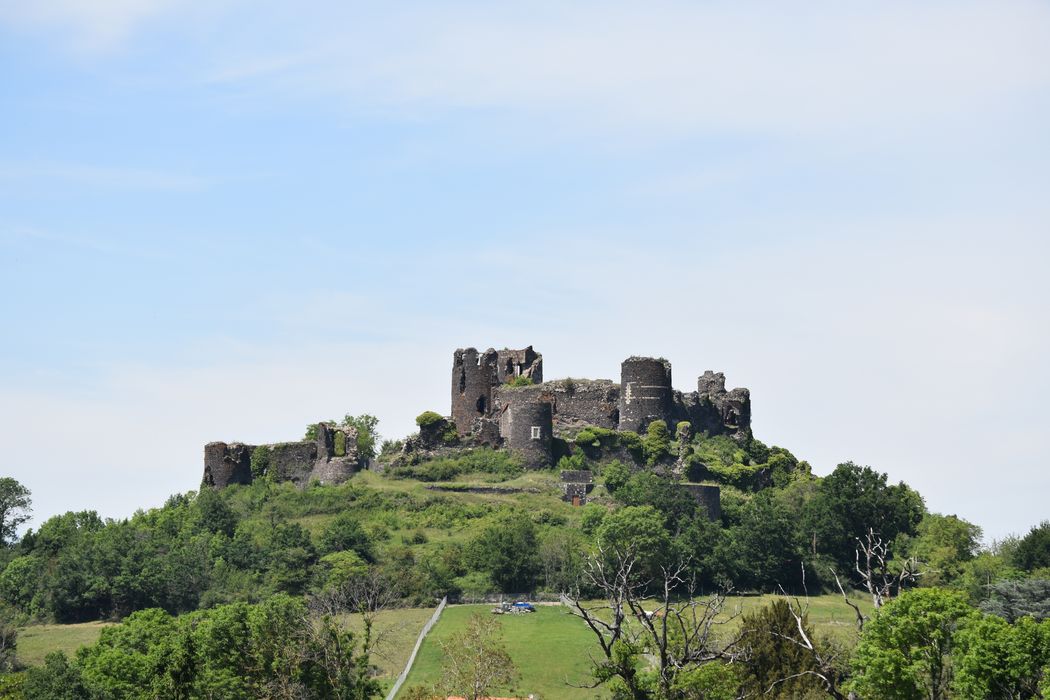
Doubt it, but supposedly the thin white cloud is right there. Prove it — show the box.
[0,161,218,191]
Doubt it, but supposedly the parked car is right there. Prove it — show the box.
[511,601,536,612]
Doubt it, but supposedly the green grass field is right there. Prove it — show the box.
[342,606,436,693]
[400,603,603,700]
[16,622,114,667]
[397,593,872,699]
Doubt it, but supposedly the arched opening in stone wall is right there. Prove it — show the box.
[458,372,466,394]
[476,395,487,414]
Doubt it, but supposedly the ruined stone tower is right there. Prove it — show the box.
[500,398,553,469]
[451,346,542,435]
[618,356,673,433]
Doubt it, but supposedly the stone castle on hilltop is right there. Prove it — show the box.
[202,345,751,491]
[451,346,751,469]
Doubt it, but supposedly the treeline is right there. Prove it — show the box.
[1,454,1048,625]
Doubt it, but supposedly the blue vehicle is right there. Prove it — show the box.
[511,601,536,612]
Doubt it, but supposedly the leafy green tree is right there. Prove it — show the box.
[194,487,237,536]
[0,478,31,547]
[801,462,924,574]
[953,613,1050,699]
[343,414,380,461]
[904,513,982,587]
[1014,521,1050,572]
[596,505,672,582]
[724,490,804,591]
[466,512,540,593]
[602,460,631,494]
[22,652,88,699]
[850,588,976,700]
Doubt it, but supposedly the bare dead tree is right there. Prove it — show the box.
[307,567,402,662]
[567,541,743,700]
[854,528,921,610]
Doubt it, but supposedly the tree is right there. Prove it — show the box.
[980,578,1050,622]
[439,613,519,700]
[953,613,1050,699]
[343,414,380,461]
[737,599,827,698]
[850,588,976,700]
[0,478,31,546]
[318,513,375,561]
[466,512,540,593]
[568,533,741,700]
[801,462,923,574]
[1014,521,1050,572]
[22,652,88,700]
[904,513,982,587]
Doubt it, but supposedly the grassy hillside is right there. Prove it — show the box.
[16,622,114,667]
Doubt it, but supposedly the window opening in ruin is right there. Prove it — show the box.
[531,426,541,440]
[458,372,466,394]
[476,395,487,414]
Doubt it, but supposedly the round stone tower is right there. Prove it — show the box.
[618,356,673,433]
[500,399,553,469]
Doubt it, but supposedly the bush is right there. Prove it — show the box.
[642,420,671,465]
[391,449,523,482]
[250,446,271,479]
[602,460,631,494]
[505,375,534,387]
[415,411,445,428]
[333,430,347,457]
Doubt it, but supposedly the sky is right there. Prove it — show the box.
[1,1,1048,542]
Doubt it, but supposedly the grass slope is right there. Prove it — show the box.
[16,622,114,667]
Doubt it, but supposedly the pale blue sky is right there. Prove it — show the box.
[1,1,1048,540]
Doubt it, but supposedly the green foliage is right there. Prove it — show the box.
[22,652,87,699]
[801,461,924,575]
[670,662,741,700]
[1014,520,1050,572]
[415,411,445,428]
[555,452,588,472]
[642,420,671,465]
[195,487,237,536]
[343,413,380,461]
[953,613,1050,699]
[23,596,381,699]
[0,478,31,547]
[318,513,375,561]
[465,512,540,593]
[391,448,522,482]
[850,588,976,700]
[333,429,347,457]
[980,578,1050,621]
[249,445,271,479]
[504,375,534,387]
[903,513,982,587]
[580,503,607,535]
[596,505,671,578]
[724,490,805,591]
[602,460,631,494]
[737,599,825,698]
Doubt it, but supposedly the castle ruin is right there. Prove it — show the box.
[452,345,751,469]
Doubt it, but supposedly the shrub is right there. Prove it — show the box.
[391,449,523,482]
[642,420,672,465]
[250,446,271,479]
[333,430,347,457]
[602,461,631,493]
[415,411,445,428]
[505,375,534,387]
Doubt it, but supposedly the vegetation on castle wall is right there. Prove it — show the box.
[249,446,271,479]
[333,430,346,457]
[389,448,522,482]
[504,375,534,387]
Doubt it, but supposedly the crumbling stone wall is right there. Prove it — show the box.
[310,422,360,485]
[266,441,318,485]
[495,346,543,384]
[682,371,752,441]
[500,399,553,469]
[682,483,722,521]
[618,357,674,433]
[202,442,254,488]
[494,379,620,437]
